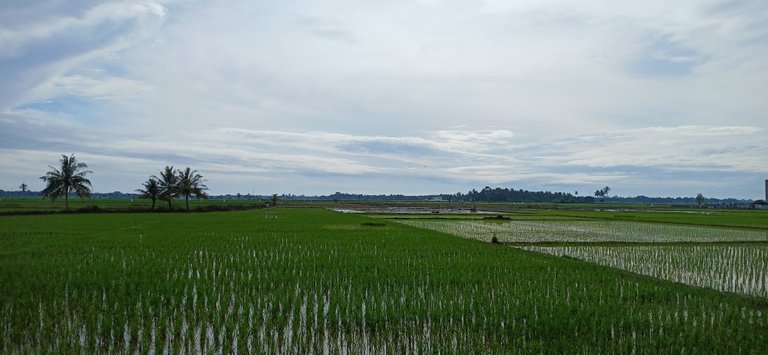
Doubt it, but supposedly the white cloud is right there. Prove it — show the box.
[542,126,767,173]
[30,74,155,100]
[0,1,169,109]
[1,1,767,198]
[4,112,766,197]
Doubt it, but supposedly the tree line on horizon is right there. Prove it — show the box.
[10,154,759,207]
[34,154,208,210]
[289,188,590,203]
[300,188,753,205]
[458,186,589,203]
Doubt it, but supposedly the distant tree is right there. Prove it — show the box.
[594,186,611,198]
[19,183,28,192]
[39,154,93,210]
[271,193,279,207]
[153,166,179,209]
[177,167,208,210]
[136,178,161,210]
[696,193,705,207]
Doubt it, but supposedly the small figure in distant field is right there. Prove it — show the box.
[491,233,500,244]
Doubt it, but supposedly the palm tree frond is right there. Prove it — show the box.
[40,154,93,209]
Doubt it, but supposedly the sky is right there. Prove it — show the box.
[1,0,767,199]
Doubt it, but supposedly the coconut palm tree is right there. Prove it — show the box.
[153,166,179,209]
[177,167,208,210]
[136,178,161,210]
[19,183,28,192]
[39,154,93,210]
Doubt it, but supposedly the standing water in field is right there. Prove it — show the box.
[393,220,767,243]
[1,210,767,353]
[522,245,768,298]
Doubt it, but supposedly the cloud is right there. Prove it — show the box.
[539,126,767,174]
[1,1,767,198]
[0,1,168,109]
[628,35,707,77]
[3,104,766,197]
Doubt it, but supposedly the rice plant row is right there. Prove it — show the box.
[522,245,768,299]
[394,220,767,243]
[1,210,767,353]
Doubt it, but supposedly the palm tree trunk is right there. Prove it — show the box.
[186,194,190,210]
[64,189,69,210]
[151,199,156,210]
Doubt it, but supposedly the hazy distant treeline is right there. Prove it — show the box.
[1,188,753,205]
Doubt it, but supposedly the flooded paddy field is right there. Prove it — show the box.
[1,208,766,353]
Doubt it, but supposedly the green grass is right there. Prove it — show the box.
[0,197,264,213]
[1,209,767,353]
[4,197,766,229]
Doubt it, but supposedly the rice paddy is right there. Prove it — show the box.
[392,219,768,243]
[388,215,768,302]
[522,245,768,298]
[1,207,767,353]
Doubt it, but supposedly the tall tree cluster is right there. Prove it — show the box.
[458,186,586,203]
[137,166,208,210]
[37,155,209,211]
[594,186,611,198]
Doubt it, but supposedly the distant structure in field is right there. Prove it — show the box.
[765,179,768,202]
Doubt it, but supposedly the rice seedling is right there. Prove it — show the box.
[522,245,768,299]
[1,209,766,353]
[394,219,767,243]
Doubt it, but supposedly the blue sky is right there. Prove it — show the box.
[1,0,767,198]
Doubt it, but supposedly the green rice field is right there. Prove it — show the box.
[2,207,767,353]
[522,245,768,298]
[391,219,768,243]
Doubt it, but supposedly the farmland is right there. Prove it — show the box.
[2,207,768,353]
[392,219,768,243]
[522,245,768,298]
[385,211,768,301]
[0,197,264,214]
